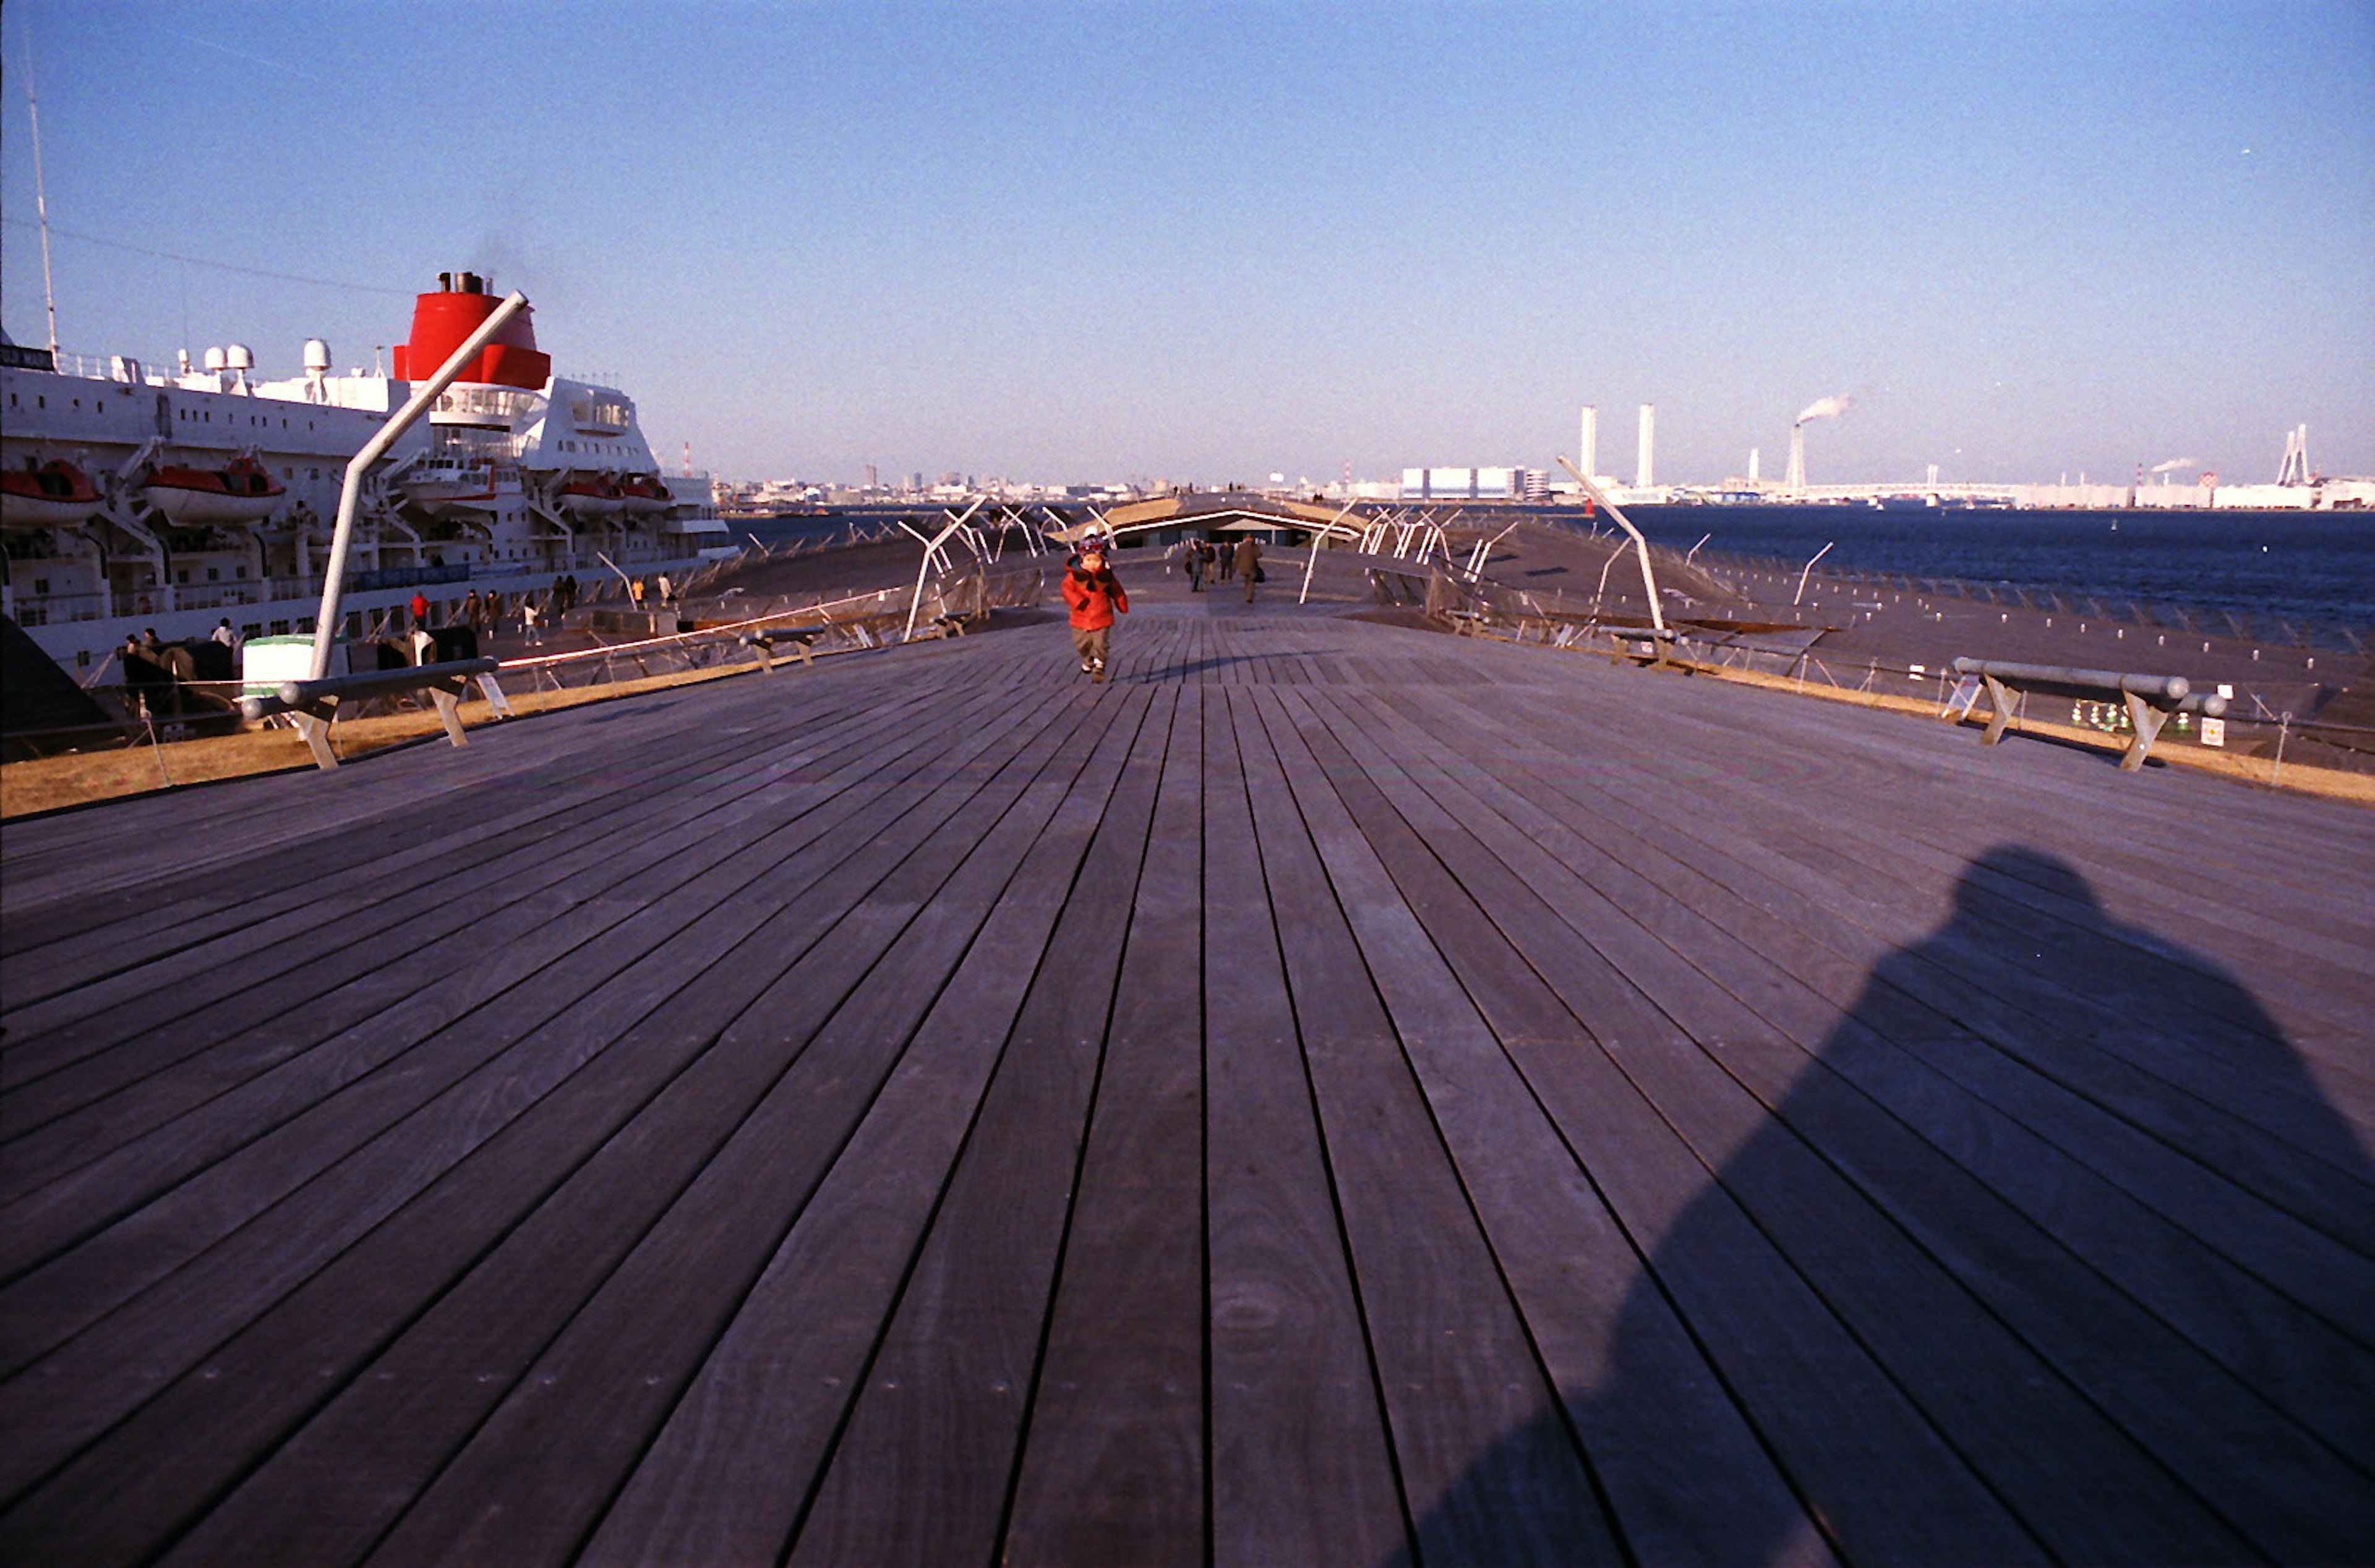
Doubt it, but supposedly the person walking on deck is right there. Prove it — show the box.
[1236,534,1264,602]
[1184,537,1208,592]
[1061,546,1128,684]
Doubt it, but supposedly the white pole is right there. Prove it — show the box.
[1298,500,1359,605]
[1555,455,1666,635]
[23,31,61,357]
[1793,540,1834,606]
[310,291,531,678]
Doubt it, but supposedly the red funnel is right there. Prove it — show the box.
[391,270,550,390]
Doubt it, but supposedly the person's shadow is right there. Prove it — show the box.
[1403,846,2375,1566]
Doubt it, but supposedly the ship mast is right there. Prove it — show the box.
[23,28,61,357]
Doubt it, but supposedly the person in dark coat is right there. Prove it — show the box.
[1059,547,1128,684]
[1236,534,1264,602]
[1184,538,1207,593]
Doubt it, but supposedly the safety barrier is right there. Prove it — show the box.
[236,657,512,770]
[1946,657,2227,772]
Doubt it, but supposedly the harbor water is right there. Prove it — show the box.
[1622,505,2375,633]
[740,505,2375,634]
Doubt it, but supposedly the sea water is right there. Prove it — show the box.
[1622,505,2374,632]
[743,505,2375,632]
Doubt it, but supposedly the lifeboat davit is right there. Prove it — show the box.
[1,459,101,529]
[617,474,673,516]
[557,474,626,517]
[142,455,286,526]
[401,456,500,516]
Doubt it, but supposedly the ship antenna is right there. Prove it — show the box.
[23,26,61,357]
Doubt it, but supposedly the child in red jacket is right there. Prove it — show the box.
[1060,547,1128,683]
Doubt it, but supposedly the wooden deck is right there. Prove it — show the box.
[4,571,2372,1566]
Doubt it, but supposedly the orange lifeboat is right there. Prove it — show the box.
[141,455,286,526]
[1,458,101,529]
[557,473,626,517]
[617,473,673,516]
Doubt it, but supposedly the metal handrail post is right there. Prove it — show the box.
[309,291,530,679]
[1554,456,1666,636]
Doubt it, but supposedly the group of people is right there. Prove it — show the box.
[399,573,584,650]
[1177,534,1265,601]
[1061,531,1273,684]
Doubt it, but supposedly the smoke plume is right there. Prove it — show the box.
[1794,393,1854,425]
[2150,457,2198,474]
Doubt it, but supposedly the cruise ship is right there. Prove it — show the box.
[1,271,732,676]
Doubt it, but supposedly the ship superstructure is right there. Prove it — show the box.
[1,271,729,673]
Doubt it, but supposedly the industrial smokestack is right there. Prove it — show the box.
[1579,405,1598,483]
[1636,404,1655,490]
[1786,392,1850,493]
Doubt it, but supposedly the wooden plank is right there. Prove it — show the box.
[1197,688,1405,1566]
[1358,681,2375,1456]
[0,669,914,1020]
[1297,681,2359,1559]
[490,691,1162,1568]
[0,678,1029,1295]
[998,686,1207,1566]
[1274,687,2056,1565]
[1385,680,2375,1358]
[100,685,1145,1568]
[0,676,994,1128]
[1385,676,2375,1234]
[0,669,903,996]
[0,688,1091,1504]
[773,691,1178,1566]
[1250,691,1630,1564]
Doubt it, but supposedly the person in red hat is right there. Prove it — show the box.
[1060,545,1128,683]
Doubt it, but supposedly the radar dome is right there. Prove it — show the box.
[202,346,226,371]
[303,339,333,373]
[225,344,254,370]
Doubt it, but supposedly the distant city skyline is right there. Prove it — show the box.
[4,1,2370,488]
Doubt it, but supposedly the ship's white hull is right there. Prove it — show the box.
[3,299,730,676]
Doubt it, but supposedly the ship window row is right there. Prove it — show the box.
[8,393,109,413]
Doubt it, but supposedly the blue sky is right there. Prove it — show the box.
[4,1,2369,487]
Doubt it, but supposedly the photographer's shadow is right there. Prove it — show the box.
[1405,846,2375,1566]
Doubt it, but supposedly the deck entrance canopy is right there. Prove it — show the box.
[1051,490,1371,545]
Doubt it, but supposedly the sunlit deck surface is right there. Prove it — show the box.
[4,569,2372,1566]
